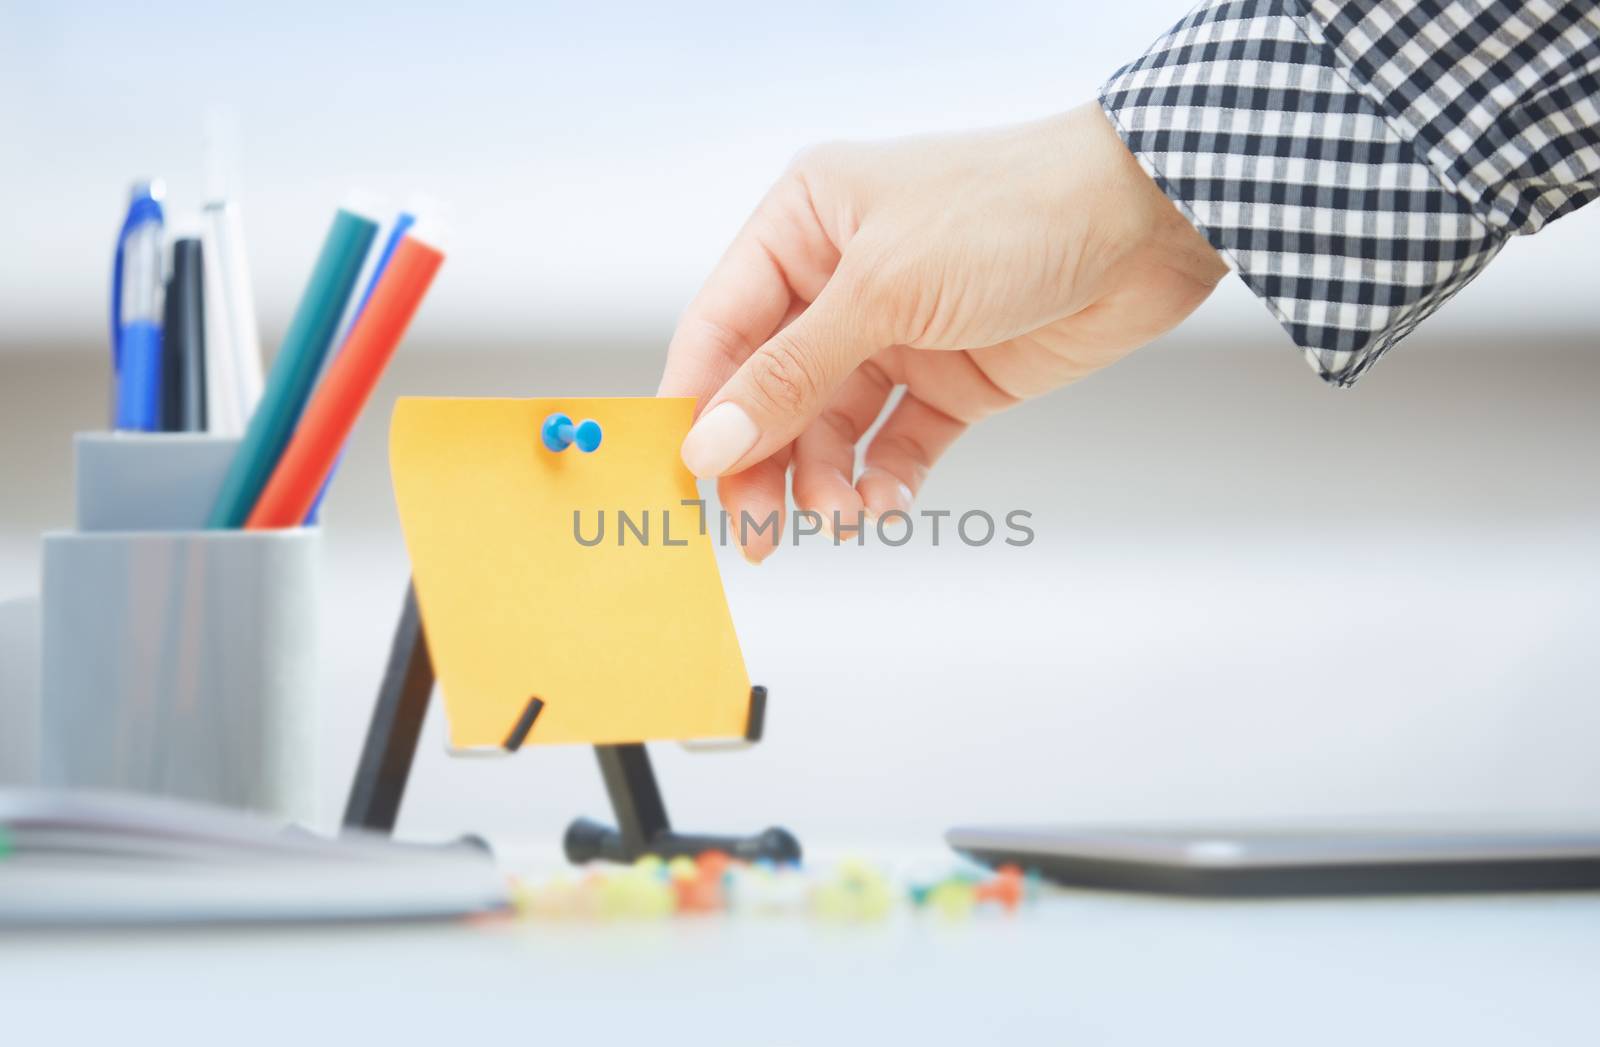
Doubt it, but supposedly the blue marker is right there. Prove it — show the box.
[111,181,166,430]
[346,212,415,328]
[302,211,415,525]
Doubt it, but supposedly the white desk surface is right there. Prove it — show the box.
[3,864,1596,1046]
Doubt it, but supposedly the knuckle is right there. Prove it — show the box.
[789,140,846,178]
[857,358,896,396]
[750,337,822,417]
[690,317,752,371]
[817,405,857,442]
[875,429,935,468]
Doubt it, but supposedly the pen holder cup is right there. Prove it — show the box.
[40,528,320,824]
[0,596,41,785]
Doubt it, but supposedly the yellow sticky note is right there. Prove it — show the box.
[389,397,751,749]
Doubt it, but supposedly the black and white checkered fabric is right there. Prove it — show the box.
[1100,0,1600,386]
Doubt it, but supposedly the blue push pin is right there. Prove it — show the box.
[541,412,603,453]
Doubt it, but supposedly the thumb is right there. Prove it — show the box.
[679,269,888,479]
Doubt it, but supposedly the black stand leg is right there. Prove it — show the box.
[596,744,671,853]
[343,581,433,833]
[344,579,801,867]
[562,745,802,865]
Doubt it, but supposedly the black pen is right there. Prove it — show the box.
[161,237,207,431]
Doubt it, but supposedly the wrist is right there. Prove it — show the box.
[1077,101,1228,288]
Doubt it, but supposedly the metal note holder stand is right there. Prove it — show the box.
[341,582,802,865]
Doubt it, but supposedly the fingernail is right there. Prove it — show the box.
[740,543,767,566]
[863,479,913,519]
[681,402,759,478]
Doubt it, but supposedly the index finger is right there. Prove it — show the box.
[658,174,840,409]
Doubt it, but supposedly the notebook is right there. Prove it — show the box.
[0,789,509,926]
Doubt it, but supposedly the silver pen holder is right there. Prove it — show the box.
[38,433,320,823]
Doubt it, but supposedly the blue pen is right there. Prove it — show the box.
[303,211,415,524]
[111,181,166,430]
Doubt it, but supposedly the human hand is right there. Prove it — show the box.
[659,101,1227,563]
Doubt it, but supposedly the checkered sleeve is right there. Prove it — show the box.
[1099,0,1600,387]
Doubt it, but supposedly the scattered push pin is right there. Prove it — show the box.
[511,855,1039,923]
[541,412,603,453]
[974,864,1025,912]
[811,857,893,922]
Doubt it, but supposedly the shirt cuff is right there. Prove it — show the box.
[1098,0,1506,387]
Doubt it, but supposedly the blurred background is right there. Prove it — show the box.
[2,0,1597,854]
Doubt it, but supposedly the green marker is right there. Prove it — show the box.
[207,207,379,528]
[0,825,11,859]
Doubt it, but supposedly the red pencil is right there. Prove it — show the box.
[245,234,445,529]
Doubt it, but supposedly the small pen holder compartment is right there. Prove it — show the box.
[74,431,241,532]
